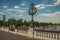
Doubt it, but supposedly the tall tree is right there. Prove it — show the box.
[0,20,3,26]
[34,21,40,27]
[16,19,23,26]
[23,20,29,26]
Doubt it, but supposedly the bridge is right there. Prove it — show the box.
[0,25,60,40]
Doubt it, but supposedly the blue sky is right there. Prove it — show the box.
[0,0,60,23]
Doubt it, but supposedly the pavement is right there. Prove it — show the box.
[0,27,57,40]
[0,30,45,40]
[0,27,45,40]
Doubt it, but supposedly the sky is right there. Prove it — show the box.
[0,0,60,23]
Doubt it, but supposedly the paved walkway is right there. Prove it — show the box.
[0,30,44,40]
[0,27,45,40]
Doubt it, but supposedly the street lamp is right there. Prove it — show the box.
[28,3,37,27]
[3,15,5,28]
[28,3,37,37]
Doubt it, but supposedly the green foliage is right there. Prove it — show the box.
[23,20,29,26]
[6,19,10,26]
[0,20,3,26]
[16,19,23,26]
[40,22,49,26]
[0,18,60,27]
[34,21,40,27]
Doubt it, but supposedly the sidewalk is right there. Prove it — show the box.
[0,27,45,40]
[0,27,58,40]
[0,30,41,40]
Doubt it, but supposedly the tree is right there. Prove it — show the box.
[49,22,52,25]
[6,19,11,26]
[40,22,49,26]
[16,19,23,26]
[0,20,3,26]
[23,20,29,26]
[34,21,40,27]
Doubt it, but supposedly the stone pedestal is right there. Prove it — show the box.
[9,24,15,31]
[29,21,34,28]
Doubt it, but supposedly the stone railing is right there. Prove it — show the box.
[33,29,60,40]
[0,27,60,40]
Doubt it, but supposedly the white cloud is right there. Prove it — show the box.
[21,2,25,6]
[35,12,60,23]
[19,14,23,17]
[8,9,21,11]
[8,9,14,11]
[14,6,20,9]
[34,17,60,23]
[0,12,4,15]
[40,14,52,16]
[40,12,60,17]
[54,0,60,5]
[8,9,19,11]
[35,0,58,9]
[54,12,60,16]
[35,4,45,9]
[46,4,56,6]
[3,6,8,8]
[35,4,56,9]
[7,8,26,17]
[7,8,27,13]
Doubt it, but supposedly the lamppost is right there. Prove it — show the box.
[28,3,37,28]
[28,3,37,38]
[3,15,5,28]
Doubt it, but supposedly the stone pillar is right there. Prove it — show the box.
[40,32,41,36]
[49,33,50,38]
[36,31,37,37]
[47,32,48,38]
[53,33,54,39]
[48,33,49,38]
[56,34,57,39]
[43,32,44,37]
[57,34,59,40]
[44,32,45,37]
[54,33,56,39]
[46,32,48,37]
[52,33,53,38]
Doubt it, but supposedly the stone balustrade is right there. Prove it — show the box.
[33,29,60,40]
